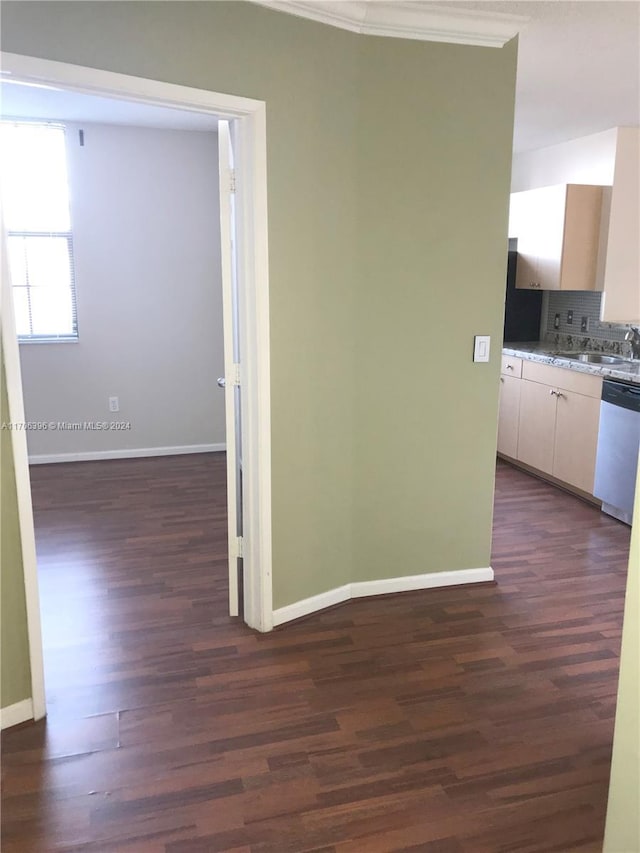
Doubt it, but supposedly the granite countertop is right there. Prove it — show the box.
[503,341,640,385]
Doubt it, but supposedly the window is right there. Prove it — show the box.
[0,121,78,341]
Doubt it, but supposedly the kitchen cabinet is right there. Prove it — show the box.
[497,356,522,458]
[509,184,604,291]
[516,361,602,494]
[517,379,556,474]
[553,389,601,494]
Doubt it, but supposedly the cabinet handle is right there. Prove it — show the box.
[549,388,556,396]
[506,364,514,370]
[556,392,565,399]
[500,377,504,383]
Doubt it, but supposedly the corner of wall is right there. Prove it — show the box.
[0,356,33,711]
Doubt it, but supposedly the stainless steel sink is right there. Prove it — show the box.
[554,351,629,365]
[578,354,628,364]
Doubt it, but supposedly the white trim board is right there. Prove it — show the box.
[28,443,226,465]
[272,567,494,627]
[251,1,528,48]
[0,699,34,730]
[272,584,352,626]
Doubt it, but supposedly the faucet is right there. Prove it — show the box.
[625,326,640,359]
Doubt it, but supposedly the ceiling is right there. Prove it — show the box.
[1,1,638,153]
[0,81,219,132]
[429,0,640,152]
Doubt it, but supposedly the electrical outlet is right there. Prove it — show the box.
[581,316,589,332]
[108,396,119,413]
[567,310,573,325]
[554,313,560,330]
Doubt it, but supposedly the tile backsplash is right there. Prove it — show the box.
[543,291,633,354]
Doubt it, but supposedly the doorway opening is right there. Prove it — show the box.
[1,53,274,727]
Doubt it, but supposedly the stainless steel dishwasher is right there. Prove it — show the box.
[593,380,640,525]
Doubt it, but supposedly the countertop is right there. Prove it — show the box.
[502,341,640,385]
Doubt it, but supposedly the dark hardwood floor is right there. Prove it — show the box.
[1,455,631,852]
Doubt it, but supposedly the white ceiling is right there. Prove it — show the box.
[439,0,640,152]
[1,1,638,153]
[0,81,219,132]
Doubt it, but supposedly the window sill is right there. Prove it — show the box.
[18,338,79,345]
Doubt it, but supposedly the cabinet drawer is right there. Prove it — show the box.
[501,355,523,378]
[521,360,603,398]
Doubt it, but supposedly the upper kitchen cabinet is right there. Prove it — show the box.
[600,128,640,324]
[509,183,604,291]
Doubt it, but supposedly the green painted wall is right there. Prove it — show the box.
[353,36,516,580]
[1,354,32,709]
[603,462,640,853]
[1,2,517,610]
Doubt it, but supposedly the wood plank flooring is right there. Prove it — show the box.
[1,455,632,852]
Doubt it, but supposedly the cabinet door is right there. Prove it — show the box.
[497,375,521,458]
[517,379,557,475]
[553,390,601,494]
[514,185,566,290]
[532,185,566,290]
[513,188,540,289]
[560,185,604,291]
[515,253,540,291]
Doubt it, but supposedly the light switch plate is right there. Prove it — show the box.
[473,335,490,363]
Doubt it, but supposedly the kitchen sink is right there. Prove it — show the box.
[554,351,630,365]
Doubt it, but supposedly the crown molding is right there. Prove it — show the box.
[250,1,528,48]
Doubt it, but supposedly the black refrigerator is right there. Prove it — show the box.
[503,238,542,342]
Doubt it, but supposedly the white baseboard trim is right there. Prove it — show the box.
[351,567,494,598]
[273,567,494,626]
[272,584,351,627]
[1,698,34,730]
[29,443,226,464]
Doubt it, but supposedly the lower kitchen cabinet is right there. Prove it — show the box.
[517,379,556,475]
[497,375,521,458]
[499,358,603,496]
[553,390,601,493]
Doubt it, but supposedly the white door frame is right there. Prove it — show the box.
[217,119,242,618]
[0,52,274,718]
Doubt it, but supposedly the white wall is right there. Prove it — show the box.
[603,461,640,852]
[600,128,640,324]
[19,123,224,459]
[511,128,618,192]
